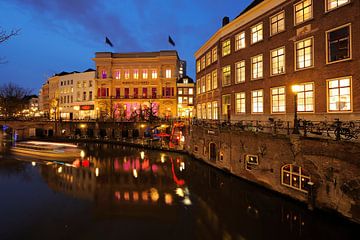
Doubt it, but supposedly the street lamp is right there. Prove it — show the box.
[291,85,301,134]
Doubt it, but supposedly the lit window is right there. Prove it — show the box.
[270,11,285,36]
[115,70,120,79]
[201,76,206,93]
[222,95,231,115]
[133,69,139,79]
[212,47,218,62]
[124,69,130,79]
[221,66,231,87]
[196,60,201,73]
[271,47,285,75]
[206,52,211,66]
[101,70,107,79]
[212,101,218,120]
[178,97,183,104]
[207,102,212,119]
[206,74,211,91]
[166,69,171,78]
[327,25,351,63]
[271,87,286,113]
[235,31,245,50]
[235,92,246,114]
[222,39,231,56]
[202,103,207,119]
[294,0,312,25]
[251,89,263,113]
[189,97,193,104]
[326,0,349,11]
[178,88,183,95]
[142,69,148,79]
[251,22,263,44]
[282,164,310,192]
[235,60,245,84]
[151,70,157,79]
[212,70,218,89]
[295,37,313,69]
[189,88,193,95]
[296,83,314,112]
[201,56,205,70]
[251,54,263,79]
[328,77,351,112]
[197,79,201,94]
[197,104,202,119]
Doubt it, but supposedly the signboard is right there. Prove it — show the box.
[80,105,94,110]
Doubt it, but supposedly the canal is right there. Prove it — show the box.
[0,142,358,240]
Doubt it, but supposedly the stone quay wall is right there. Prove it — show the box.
[187,125,360,223]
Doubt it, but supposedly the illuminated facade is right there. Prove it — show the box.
[177,76,195,118]
[93,51,181,120]
[195,0,360,122]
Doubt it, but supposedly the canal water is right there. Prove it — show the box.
[0,142,358,240]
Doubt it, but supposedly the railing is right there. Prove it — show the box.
[96,95,174,100]
[192,118,360,142]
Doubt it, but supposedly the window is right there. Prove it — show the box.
[178,88,183,95]
[201,56,205,70]
[235,31,245,50]
[271,47,285,75]
[151,70,157,79]
[271,87,286,113]
[101,70,107,79]
[82,81,86,88]
[189,97,193,104]
[206,52,211,66]
[212,70,218,89]
[201,76,206,93]
[124,88,129,98]
[212,101,218,120]
[282,164,310,192]
[251,55,263,79]
[152,88,157,98]
[89,91,92,100]
[222,95,231,115]
[270,11,285,36]
[197,79,201,94]
[326,0,349,11]
[235,60,245,84]
[245,155,259,170]
[326,24,351,63]
[251,90,263,113]
[328,77,351,112]
[89,80,93,87]
[142,88,148,98]
[166,69,171,78]
[222,39,231,56]
[235,92,246,114]
[115,70,120,79]
[133,88,138,98]
[212,47,218,62]
[142,69,148,79]
[133,69,139,79]
[202,103,207,119]
[206,74,212,91]
[83,92,86,101]
[295,37,313,69]
[251,22,263,44]
[222,65,231,86]
[294,0,312,25]
[189,88,193,95]
[124,69,130,79]
[178,97,183,104]
[207,102,212,119]
[197,104,202,119]
[296,83,314,112]
[196,60,201,73]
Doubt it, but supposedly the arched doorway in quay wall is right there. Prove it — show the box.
[209,142,217,162]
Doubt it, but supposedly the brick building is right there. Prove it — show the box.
[177,76,195,118]
[195,0,360,123]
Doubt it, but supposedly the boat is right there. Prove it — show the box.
[11,141,84,161]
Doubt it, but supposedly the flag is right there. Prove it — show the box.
[105,37,113,47]
[168,35,175,46]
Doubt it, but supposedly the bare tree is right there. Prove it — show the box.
[0,83,31,118]
[0,27,21,64]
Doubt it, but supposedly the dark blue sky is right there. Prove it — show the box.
[0,0,253,94]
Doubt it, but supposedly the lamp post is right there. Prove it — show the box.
[291,85,300,134]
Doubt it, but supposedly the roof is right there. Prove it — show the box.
[95,50,179,59]
[177,76,194,84]
[235,0,264,19]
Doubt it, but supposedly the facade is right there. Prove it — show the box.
[93,51,181,120]
[39,82,50,118]
[177,76,195,118]
[48,75,60,119]
[195,0,360,123]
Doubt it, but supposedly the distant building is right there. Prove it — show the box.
[39,82,50,117]
[179,60,187,79]
[177,76,195,118]
[195,0,359,122]
[93,51,181,120]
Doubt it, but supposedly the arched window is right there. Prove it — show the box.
[281,164,310,192]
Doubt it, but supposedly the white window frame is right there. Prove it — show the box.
[325,23,352,64]
[251,89,263,113]
[235,92,246,114]
[235,31,246,50]
[271,47,286,76]
[270,11,285,36]
[327,76,352,113]
[294,0,313,26]
[222,39,231,56]
[235,60,246,84]
[251,22,263,44]
[271,86,286,114]
[295,37,314,70]
[251,54,263,80]
[222,65,231,86]
[296,82,315,112]
[325,0,350,12]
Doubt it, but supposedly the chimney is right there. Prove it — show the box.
[222,16,230,27]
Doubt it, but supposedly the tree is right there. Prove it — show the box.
[0,83,31,119]
[0,27,20,64]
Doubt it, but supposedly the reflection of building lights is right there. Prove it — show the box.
[95,167,99,177]
[183,197,192,205]
[133,192,139,201]
[80,150,85,158]
[124,192,130,201]
[142,191,149,201]
[150,188,159,202]
[115,191,121,200]
[140,151,145,160]
[175,188,184,197]
[164,193,173,205]
[140,124,146,128]
[179,162,185,172]
[31,162,36,167]
[58,166,63,173]
[133,169,138,178]
[161,154,166,163]
[80,124,87,129]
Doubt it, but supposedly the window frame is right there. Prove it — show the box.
[281,164,311,193]
[325,23,352,64]
[251,54,264,80]
[270,86,286,114]
[270,46,286,76]
[235,92,246,114]
[222,94,231,115]
[222,65,231,87]
[212,70,218,89]
[212,46,218,62]
[326,76,352,113]
[270,11,285,36]
[250,22,263,45]
[235,60,246,84]
[294,0,313,26]
[294,36,314,71]
[235,31,246,51]
[295,82,315,113]
[325,0,351,12]
[251,89,264,114]
[222,39,231,57]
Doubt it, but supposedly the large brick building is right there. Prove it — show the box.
[93,51,181,120]
[195,0,360,123]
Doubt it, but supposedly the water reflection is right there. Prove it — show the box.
[0,143,359,240]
